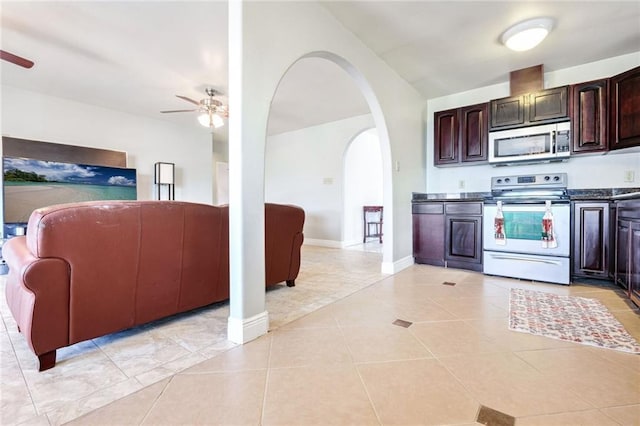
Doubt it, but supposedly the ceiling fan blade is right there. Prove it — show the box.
[176,95,201,106]
[160,109,198,113]
[0,50,34,69]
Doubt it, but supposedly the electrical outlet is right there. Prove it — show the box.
[624,170,635,182]
[458,180,465,189]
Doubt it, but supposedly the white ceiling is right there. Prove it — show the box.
[1,1,639,139]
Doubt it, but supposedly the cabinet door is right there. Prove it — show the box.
[629,221,640,307]
[573,202,609,278]
[615,219,630,290]
[490,95,525,129]
[529,86,569,123]
[445,215,482,270]
[434,109,459,165]
[571,80,608,153]
[610,65,640,150]
[413,204,445,266]
[460,103,488,163]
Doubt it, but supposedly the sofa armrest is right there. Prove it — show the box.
[287,232,304,283]
[3,237,70,357]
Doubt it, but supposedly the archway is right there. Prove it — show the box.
[227,1,426,344]
[265,52,394,267]
[343,128,383,248]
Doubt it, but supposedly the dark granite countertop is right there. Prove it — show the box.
[413,187,640,203]
[567,188,640,200]
[412,192,490,202]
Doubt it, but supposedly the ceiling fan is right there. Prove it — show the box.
[161,88,228,128]
[0,50,34,69]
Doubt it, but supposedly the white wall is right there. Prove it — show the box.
[235,1,425,267]
[265,114,374,243]
[344,128,383,245]
[1,85,214,210]
[227,1,425,340]
[425,53,640,193]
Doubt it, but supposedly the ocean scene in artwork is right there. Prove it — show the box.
[3,157,137,223]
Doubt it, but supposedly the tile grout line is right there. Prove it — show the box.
[260,333,274,425]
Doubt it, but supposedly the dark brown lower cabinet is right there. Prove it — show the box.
[572,202,610,279]
[413,203,445,266]
[629,221,640,307]
[445,204,482,272]
[615,200,640,307]
[413,201,482,272]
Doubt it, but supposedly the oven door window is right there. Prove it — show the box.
[483,203,570,257]
[503,211,545,240]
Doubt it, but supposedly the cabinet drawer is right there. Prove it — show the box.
[618,206,640,220]
[412,203,444,214]
[445,202,482,215]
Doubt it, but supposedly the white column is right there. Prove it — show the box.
[227,0,268,343]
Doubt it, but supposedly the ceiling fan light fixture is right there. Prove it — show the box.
[197,111,225,128]
[502,17,554,52]
[197,112,211,127]
[211,113,224,128]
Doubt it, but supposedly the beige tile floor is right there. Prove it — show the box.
[3,243,640,425]
[1,244,384,425]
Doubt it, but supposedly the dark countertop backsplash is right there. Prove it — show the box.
[413,187,640,202]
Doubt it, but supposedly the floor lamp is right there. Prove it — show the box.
[154,162,175,200]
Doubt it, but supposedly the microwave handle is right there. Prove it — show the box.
[551,130,556,154]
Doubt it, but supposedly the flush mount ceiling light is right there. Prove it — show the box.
[501,17,554,52]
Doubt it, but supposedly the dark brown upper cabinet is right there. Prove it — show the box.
[434,103,488,166]
[490,95,525,128]
[460,103,489,163]
[609,65,640,150]
[490,86,569,130]
[434,108,459,165]
[571,79,608,154]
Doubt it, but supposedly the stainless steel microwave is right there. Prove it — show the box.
[488,121,571,165]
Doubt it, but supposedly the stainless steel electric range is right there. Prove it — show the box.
[483,173,570,285]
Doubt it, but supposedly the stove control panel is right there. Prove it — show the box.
[491,173,568,190]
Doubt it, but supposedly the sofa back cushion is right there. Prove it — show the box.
[26,201,228,343]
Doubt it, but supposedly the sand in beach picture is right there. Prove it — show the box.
[3,157,137,223]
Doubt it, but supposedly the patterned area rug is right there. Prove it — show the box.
[509,288,640,354]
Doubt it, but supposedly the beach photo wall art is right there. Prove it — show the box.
[3,156,137,224]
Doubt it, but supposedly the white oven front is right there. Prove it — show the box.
[483,202,571,285]
[483,203,570,256]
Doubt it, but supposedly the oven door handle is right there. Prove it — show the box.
[488,253,563,266]
[484,199,570,205]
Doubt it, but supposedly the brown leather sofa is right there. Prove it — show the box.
[2,201,304,371]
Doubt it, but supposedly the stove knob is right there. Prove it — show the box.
[504,177,511,183]
[553,175,561,181]
[544,175,550,181]
[496,179,502,184]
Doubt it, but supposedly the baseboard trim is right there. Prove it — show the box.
[304,238,377,249]
[340,239,362,248]
[381,255,414,274]
[227,311,269,344]
[303,238,343,248]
